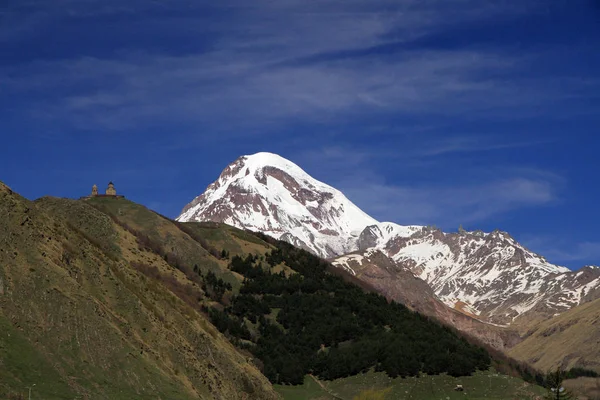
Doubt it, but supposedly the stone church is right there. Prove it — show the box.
[83,182,124,199]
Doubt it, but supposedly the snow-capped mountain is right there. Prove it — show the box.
[335,227,600,326]
[178,152,600,328]
[177,152,377,258]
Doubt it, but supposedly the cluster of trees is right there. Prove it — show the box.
[564,367,599,379]
[513,361,599,390]
[202,270,232,302]
[540,367,600,400]
[229,294,270,323]
[208,239,491,385]
[544,368,576,400]
[207,307,251,340]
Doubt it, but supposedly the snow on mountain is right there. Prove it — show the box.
[177,152,377,258]
[357,222,424,249]
[178,152,600,326]
[338,227,600,325]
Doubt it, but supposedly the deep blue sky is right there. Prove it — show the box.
[1,0,599,269]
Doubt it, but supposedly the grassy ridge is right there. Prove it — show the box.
[0,187,278,399]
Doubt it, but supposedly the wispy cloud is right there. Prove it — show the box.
[292,144,561,228]
[418,136,554,156]
[3,0,589,131]
[3,50,586,131]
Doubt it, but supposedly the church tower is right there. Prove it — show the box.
[105,182,117,196]
[91,184,98,196]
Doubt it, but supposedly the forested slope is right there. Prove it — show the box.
[207,236,491,384]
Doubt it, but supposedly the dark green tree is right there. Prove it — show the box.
[544,367,575,400]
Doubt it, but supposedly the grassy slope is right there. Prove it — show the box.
[185,222,297,277]
[563,376,600,400]
[0,183,278,400]
[85,198,230,280]
[184,221,273,256]
[274,376,337,400]
[509,297,600,373]
[275,370,546,400]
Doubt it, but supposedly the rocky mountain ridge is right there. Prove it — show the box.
[337,227,600,326]
[178,152,600,328]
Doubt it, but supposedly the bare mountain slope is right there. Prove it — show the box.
[509,297,600,372]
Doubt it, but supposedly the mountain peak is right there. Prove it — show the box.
[236,152,305,177]
[239,151,302,170]
[230,152,336,194]
[177,152,378,258]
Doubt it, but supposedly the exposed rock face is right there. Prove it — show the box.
[178,152,600,335]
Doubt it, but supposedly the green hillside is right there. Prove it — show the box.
[0,183,278,399]
[202,235,492,385]
[1,182,550,399]
[275,369,546,400]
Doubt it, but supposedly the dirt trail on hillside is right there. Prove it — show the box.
[308,375,346,400]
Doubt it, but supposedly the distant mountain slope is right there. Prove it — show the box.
[0,182,278,400]
[339,228,600,327]
[178,152,600,329]
[509,297,600,372]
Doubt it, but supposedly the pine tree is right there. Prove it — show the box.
[544,368,575,400]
